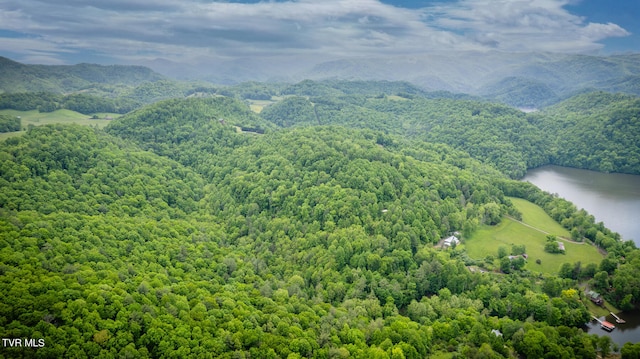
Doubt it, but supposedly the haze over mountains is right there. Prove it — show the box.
[4,51,640,109]
[145,52,640,104]
[0,56,164,93]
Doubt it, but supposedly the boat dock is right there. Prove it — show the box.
[610,312,626,324]
[592,316,616,331]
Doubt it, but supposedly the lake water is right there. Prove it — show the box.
[522,165,640,346]
[585,310,640,347]
[522,165,640,246]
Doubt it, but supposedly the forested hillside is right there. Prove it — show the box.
[0,57,164,94]
[259,84,640,178]
[476,77,558,108]
[0,92,140,115]
[2,93,640,357]
[534,92,640,173]
[0,58,222,115]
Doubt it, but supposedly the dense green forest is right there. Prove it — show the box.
[1,59,640,357]
[259,84,640,178]
[0,92,140,115]
[0,114,21,132]
[535,92,640,173]
[1,90,640,358]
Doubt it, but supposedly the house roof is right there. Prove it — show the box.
[444,235,459,243]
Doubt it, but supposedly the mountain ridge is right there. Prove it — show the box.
[3,52,640,108]
[0,56,165,93]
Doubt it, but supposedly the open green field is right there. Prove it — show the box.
[465,198,603,275]
[509,197,572,238]
[0,109,118,140]
[246,99,275,113]
[386,95,410,101]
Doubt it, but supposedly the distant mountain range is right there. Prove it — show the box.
[2,52,639,108]
[303,52,640,107]
[143,52,640,108]
[0,56,165,93]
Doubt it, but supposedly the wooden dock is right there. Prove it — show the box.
[610,312,626,324]
[592,316,616,331]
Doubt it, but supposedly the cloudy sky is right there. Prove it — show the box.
[0,0,637,66]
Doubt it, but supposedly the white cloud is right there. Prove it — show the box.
[426,0,631,52]
[580,22,630,41]
[0,0,631,65]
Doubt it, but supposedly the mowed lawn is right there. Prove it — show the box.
[0,109,117,140]
[465,198,603,275]
[509,197,571,238]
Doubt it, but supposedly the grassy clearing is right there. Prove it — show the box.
[0,132,19,141]
[0,109,118,140]
[509,197,571,238]
[429,352,454,359]
[585,297,617,317]
[246,99,275,113]
[386,95,409,101]
[465,198,603,275]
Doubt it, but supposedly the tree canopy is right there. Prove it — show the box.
[1,84,639,358]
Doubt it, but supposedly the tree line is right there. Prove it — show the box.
[0,92,140,114]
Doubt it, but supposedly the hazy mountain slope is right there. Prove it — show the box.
[0,56,165,93]
[476,77,559,108]
[296,52,640,107]
[4,52,638,109]
[160,51,637,108]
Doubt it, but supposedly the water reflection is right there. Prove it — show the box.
[522,165,640,245]
[585,310,640,347]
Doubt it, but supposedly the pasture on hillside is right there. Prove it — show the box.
[0,109,118,140]
[465,198,603,275]
[508,197,572,238]
[246,99,275,113]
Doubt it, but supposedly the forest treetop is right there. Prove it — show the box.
[1,62,640,357]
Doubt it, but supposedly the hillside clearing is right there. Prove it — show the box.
[246,99,275,113]
[0,109,118,140]
[465,198,602,275]
[509,197,572,238]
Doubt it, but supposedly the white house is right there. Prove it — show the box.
[443,235,460,248]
